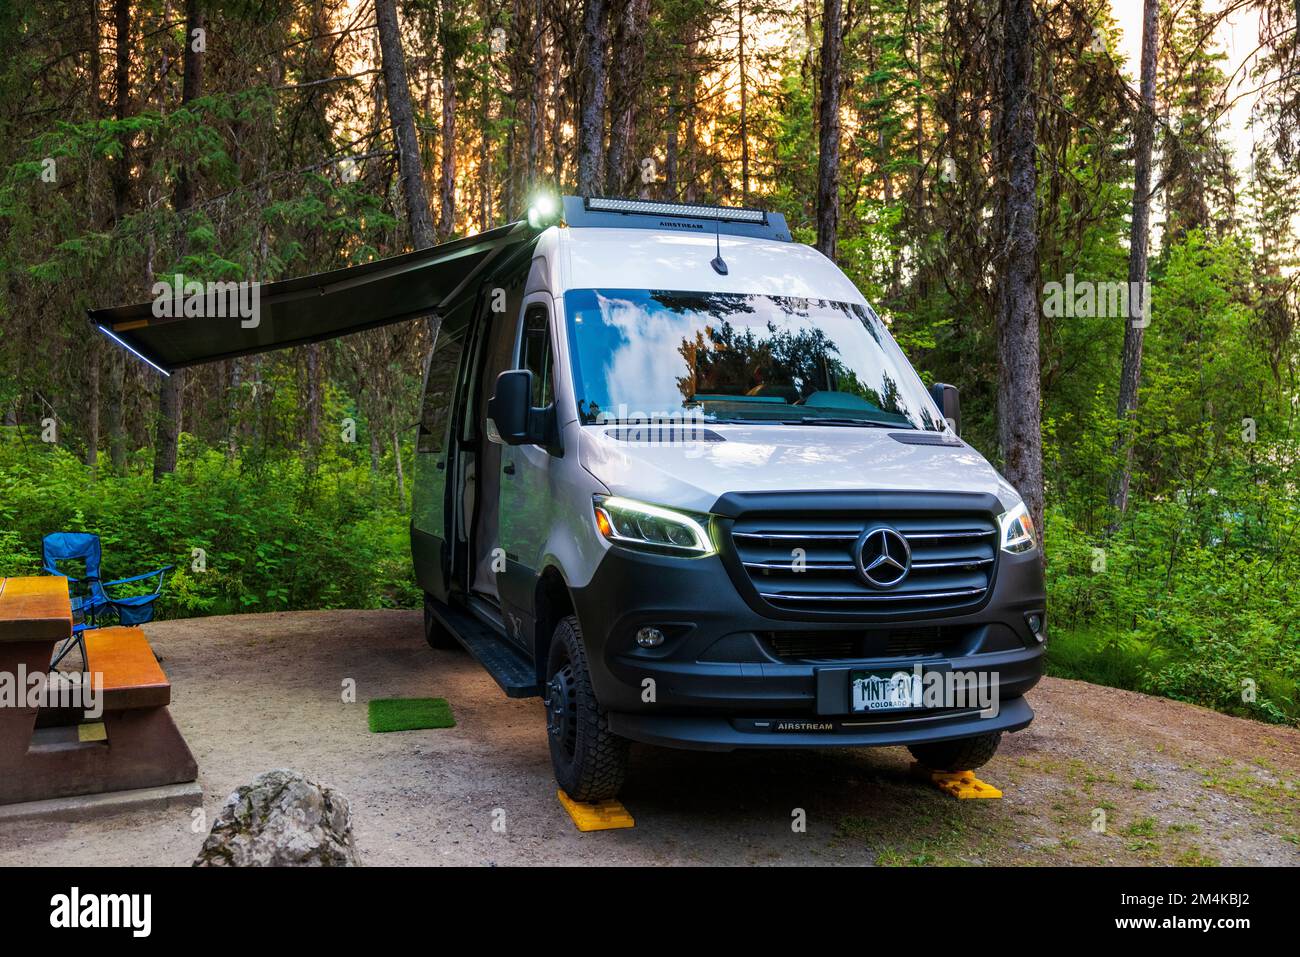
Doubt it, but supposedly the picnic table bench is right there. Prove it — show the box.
[0,576,197,806]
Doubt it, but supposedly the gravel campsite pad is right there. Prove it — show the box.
[1,610,1296,866]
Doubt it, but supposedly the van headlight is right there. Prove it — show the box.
[593,496,716,556]
[997,500,1037,554]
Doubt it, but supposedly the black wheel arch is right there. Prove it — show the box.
[532,565,576,685]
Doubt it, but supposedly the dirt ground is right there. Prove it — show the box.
[1,609,1297,866]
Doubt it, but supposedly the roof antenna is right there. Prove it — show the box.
[710,217,728,275]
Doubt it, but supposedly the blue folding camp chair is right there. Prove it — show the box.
[41,532,173,668]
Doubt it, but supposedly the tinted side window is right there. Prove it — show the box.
[418,329,464,454]
[462,272,526,443]
[519,306,554,407]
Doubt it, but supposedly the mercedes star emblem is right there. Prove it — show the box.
[855,527,912,588]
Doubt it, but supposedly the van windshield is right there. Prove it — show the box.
[562,289,944,430]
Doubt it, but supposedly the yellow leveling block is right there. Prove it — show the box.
[77,722,107,743]
[913,764,1003,799]
[556,790,636,831]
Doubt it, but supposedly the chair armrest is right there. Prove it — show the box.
[103,566,173,595]
[48,572,93,584]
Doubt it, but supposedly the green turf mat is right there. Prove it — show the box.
[368,697,456,733]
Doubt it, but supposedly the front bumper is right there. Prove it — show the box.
[568,528,1046,752]
[609,696,1034,752]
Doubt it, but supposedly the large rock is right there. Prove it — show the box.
[194,769,361,866]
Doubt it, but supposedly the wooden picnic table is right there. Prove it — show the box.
[0,575,74,642]
[0,575,196,806]
[0,576,74,717]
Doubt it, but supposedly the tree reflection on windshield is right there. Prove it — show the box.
[565,289,942,431]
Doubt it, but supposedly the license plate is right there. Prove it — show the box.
[850,668,924,712]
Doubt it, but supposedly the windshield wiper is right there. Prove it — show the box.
[784,417,906,429]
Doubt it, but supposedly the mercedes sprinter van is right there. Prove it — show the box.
[410,196,1045,800]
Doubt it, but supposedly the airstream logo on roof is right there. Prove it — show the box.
[657,220,704,231]
[151,274,261,329]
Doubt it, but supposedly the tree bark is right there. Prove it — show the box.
[392,428,406,502]
[994,0,1043,536]
[683,24,698,201]
[738,0,750,203]
[106,0,131,470]
[85,345,101,472]
[577,0,610,196]
[1108,0,1158,522]
[306,343,322,450]
[111,0,131,220]
[107,353,126,470]
[605,0,651,195]
[666,99,678,197]
[479,2,491,230]
[86,0,102,472]
[815,0,843,258]
[550,25,565,186]
[438,9,457,239]
[375,0,437,249]
[153,0,204,482]
[526,0,545,189]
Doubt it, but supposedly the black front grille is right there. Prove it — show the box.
[765,627,960,660]
[730,513,998,616]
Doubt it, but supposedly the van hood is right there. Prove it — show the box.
[578,423,1022,514]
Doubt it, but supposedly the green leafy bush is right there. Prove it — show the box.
[0,432,419,617]
[1045,494,1300,725]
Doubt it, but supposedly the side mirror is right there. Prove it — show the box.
[487,369,560,452]
[930,382,961,436]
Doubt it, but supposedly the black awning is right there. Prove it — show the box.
[88,221,535,374]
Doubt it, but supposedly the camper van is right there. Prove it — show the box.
[410,197,1045,800]
[93,195,1045,802]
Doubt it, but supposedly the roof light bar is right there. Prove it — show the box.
[96,324,171,377]
[584,197,767,225]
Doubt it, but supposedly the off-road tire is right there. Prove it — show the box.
[908,731,1002,772]
[544,615,629,801]
[423,593,460,650]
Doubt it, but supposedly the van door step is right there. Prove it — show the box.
[427,597,541,698]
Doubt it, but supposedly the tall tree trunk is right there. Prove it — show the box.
[605,0,651,195]
[392,428,406,502]
[994,0,1043,536]
[153,0,204,482]
[911,0,924,203]
[480,2,492,230]
[1109,0,1158,523]
[665,100,678,198]
[815,0,843,258]
[172,3,201,214]
[153,372,183,479]
[107,353,126,470]
[111,0,131,219]
[85,348,100,472]
[106,0,131,470]
[526,0,545,189]
[577,0,610,195]
[438,12,457,238]
[305,344,322,450]
[683,24,698,201]
[226,358,242,459]
[375,0,437,249]
[550,28,565,186]
[86,0,103,474]
[738,0,750,203]
[89,0,101,117]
